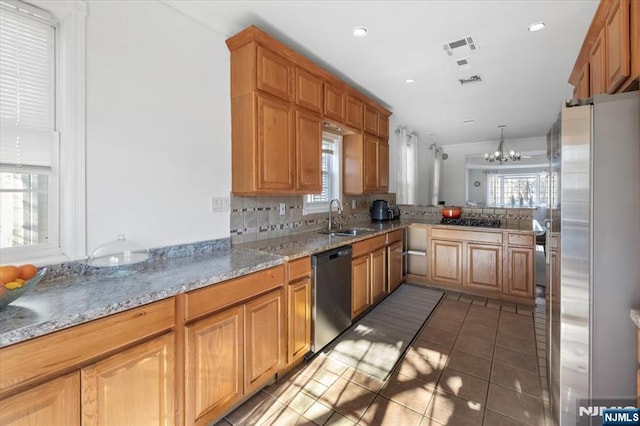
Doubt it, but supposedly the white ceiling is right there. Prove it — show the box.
[164,0,599,146]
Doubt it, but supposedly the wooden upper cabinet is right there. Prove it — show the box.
[378,140,389,192]
[590,28,607,96]
[605,0,631,93]
[295,67,323,113]
[256,45,293,101]
[575,61,590,99]
[378,113,389,138]
[345,95,364,129]
[295,108,322,192]
[364,105,378,135]
[324,83,345,122]
[256,95,295,191]
[363,134,378,192]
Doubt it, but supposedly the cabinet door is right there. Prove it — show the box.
[295,67,323,113]
[324,83,345,122]
[352,255,371,319]
[575,61,590,99]
[256,45,292,101]
[506,247,534,297]
[590,29,606,95]
[0,372,80,426]
[288,277,311,364]
[364,105,378,134]
[295,108,322,192]
[257,95,295,191]
[378,113,389,138]
[81,333,175,426]
[185,307,243,425]
[363,134,378,192]
[245,290,284,394]
[465,243,502,292]
[430,240,463,285]
[345,95,364,129]
[370,247,387,304]
[378,139,389,191]
[605,0,630,93]
[387,240,403,293]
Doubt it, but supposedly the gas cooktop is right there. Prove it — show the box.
[439,218,502,228]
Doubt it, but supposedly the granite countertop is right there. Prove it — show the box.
[0,248,283,348]
[631,310,640,329]
[1,219,536,348]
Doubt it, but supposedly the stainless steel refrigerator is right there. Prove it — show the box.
[546,91,640,426]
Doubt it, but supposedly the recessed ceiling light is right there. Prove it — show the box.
[528,22,545,32]
[353,26,368,37]
[405,79,414,84]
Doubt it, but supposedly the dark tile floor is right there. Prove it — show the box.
[217,286,551,426]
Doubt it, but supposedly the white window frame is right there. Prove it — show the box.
[0,0,86,265]
[303,132,342,215]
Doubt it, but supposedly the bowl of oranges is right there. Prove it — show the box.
[0,264,47,309]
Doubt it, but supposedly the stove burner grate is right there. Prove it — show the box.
[440,218,501,228]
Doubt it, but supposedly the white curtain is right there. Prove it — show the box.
[396,129,418,204]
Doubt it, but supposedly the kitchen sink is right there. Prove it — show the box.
[318,228,375,237]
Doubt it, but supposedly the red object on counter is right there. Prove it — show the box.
[441,206,462,218]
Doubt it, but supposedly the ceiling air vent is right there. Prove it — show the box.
[459,75,482,85]
[442,36,477,56]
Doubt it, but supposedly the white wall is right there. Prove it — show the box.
[86,1,231,252]
[440,137,546,206]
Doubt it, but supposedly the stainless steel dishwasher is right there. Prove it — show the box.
[311,245,352,352]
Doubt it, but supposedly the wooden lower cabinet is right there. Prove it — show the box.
[351,254,371,319]
[465,243,502,292]
[370,247,387,304]
[81,333,175,426]
[245,290,285,394]
[430,239,463,285]
[0,372,80,426]
[186,307,244,425]
[185,288,284,426]
[287,277,311,364]
[387,240,403,293]
[506,247,534,297]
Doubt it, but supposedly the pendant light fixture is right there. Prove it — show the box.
[484,125,521,164]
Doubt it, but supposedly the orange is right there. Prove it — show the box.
[18,264,37,281]
[0,287,6,297]
[0,265,19,285]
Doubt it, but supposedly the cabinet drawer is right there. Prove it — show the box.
[185,265,285,322]
[352,235,386,258]
[386,229,403,245]
[508,233,535,247]
[431,228,503,244]
[0,298,175,396]
[288,256,311,281]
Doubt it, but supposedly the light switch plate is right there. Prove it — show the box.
[279,203,286,215]
[352,200,357,209]
[211,197,230,212]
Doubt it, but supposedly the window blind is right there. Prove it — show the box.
[0,0,55,168]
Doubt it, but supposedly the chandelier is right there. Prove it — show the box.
[484,125,521,164]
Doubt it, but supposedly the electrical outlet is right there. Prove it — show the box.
[352,200,357,209]
[211,197,230,212]
[279,203,286,216]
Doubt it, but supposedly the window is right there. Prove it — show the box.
[303,132,341,214]
[0,0,86,264]
[487,171,559,207]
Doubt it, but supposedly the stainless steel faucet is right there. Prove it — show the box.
[328,198,343,231]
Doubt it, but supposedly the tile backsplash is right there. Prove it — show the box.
[230,193,396,244]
